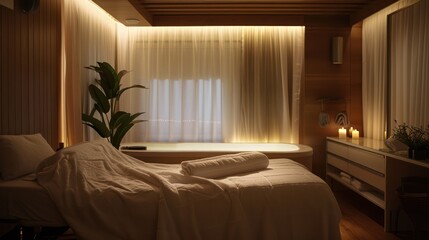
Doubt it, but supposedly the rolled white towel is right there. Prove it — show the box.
[181,152,269,179]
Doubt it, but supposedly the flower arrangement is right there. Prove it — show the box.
[391,121,429,159]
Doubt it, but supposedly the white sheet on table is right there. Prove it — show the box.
[0,174,65,226]
[36,139,341,240]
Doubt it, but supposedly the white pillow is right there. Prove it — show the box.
[0,133,55,180]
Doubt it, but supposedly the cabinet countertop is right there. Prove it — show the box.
[326,137,429,169]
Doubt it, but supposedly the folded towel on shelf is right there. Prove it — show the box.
[340,172,351,179]
[340,175,351,184]
[350,178,372,191]
[181,151,269,179]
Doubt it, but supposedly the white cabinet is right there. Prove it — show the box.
[326,138,386,209]
[326,137,429,232]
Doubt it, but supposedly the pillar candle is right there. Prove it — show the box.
[352,129,360,139]
[338,127,347,139]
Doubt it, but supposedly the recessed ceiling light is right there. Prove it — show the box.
[125,18,140,24]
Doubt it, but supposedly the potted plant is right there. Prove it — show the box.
[82,62,147,149]
[391,121,429,160]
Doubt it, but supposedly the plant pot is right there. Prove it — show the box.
[408,148,427,160]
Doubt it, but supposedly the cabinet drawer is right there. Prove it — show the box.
[348,163,385,191]
[327,141,348,158]
[326,154,348,172]
[348,147,386,174]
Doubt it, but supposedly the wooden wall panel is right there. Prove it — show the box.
[350,24,363,135]
[0,0,61,148]
[302,24,363,177]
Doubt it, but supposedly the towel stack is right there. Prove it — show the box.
[350,178,371,191]
[339,171,372,191]
[340,172,351,184]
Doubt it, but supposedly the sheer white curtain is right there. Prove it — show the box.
[390,0,429,127]
[362,0,418,140]
[120,27,304,143]
[60,0,118,146]
[236,27,303,143]
[120,27,241,142]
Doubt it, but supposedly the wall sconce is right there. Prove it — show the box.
[332,36,343,64]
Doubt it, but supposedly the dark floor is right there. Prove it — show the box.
[335,189,429,240]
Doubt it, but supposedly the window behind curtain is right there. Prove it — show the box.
[149,78,222,142]
[145,41,226,142]
[122,27,242,142]
[120,27,304,143]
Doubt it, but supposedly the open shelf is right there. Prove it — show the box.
[327,170,385,209]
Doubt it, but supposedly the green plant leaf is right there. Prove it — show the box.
[93,104,109,126]
[83,62,147,149]
[116,112,143,130]
[85,65,102,72]
[94,62,114,98]
[98,62,118,94]
[89,105,97,116]
[110,112,145,148]
[88,84,110,113]
[82,113,111,137]
[128,112,145,123]
[111,124,133,149]
[109,111,129,130]
[131,120,147,125]
[117,70,129,83]
[392,121,429,149]
[86,65,109,95]
[95,79,102,86]
[117,85,148,101]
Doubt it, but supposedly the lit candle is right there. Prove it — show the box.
[338,127,347,139]
[352,129,360,139]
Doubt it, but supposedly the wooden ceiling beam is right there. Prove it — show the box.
[151,14,350,27]
[92,0,385,27]
[152,14,306,26]
[350,0,398,24]
[143,3,366,9]
[92,0,152,26]
[143,2,367,15]
[129,0,154,25]
[143,0,371,3]
[150,11,357,16]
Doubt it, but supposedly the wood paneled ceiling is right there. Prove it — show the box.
[93,0,398,26]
